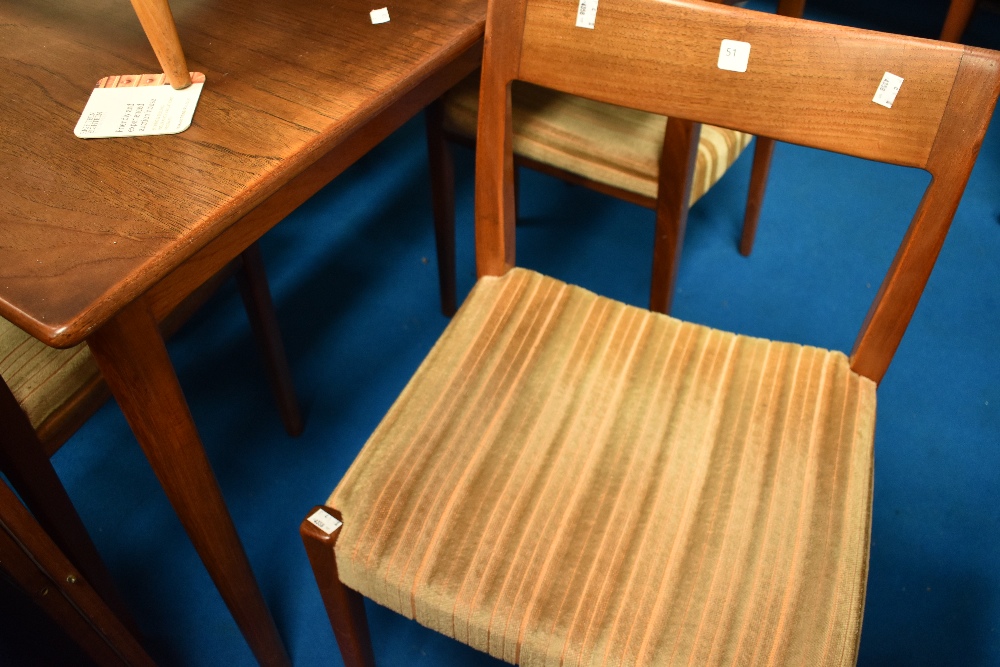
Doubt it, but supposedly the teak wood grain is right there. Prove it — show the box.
[476,0,1000,384]
[0,0,485,348]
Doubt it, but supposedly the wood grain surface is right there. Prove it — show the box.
[474,0,999,384]
[0,0,485,347]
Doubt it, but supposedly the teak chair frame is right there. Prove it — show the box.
[0,476,156,666]
[303,0,1000,665]
[426,1,805,317]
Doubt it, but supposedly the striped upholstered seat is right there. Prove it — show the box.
[329,268,875,666]
[0,316,100,443]
[442,76,753,205]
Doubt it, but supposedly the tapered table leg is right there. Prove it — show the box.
[87,296,290,667]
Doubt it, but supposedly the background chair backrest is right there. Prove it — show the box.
[473,0,1000,384]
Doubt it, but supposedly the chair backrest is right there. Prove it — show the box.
[473,0,1000,384]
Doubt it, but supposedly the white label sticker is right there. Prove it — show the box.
[370,7,390,24]
[872,72,904,108]
[576,0,598,29]
[718,40,751,73]
[74,80,203,139]
[307,509,343,535]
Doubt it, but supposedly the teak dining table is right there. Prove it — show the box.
[0,0,485,664]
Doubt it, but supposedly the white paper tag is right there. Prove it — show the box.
[718,40,751,73]
[576,0,598,29]
[307,509,343,535]
[872,72,904,109]
[370,7,390,24]
[74,76,203,139]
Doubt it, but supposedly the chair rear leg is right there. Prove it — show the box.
[426,99,458,317]
[940,0,976,42]
[649,118,701,315]
[236,242,303,437]
[301,507,376,667]
[739,136,776,257]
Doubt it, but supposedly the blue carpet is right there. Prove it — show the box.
[4,2,998,664]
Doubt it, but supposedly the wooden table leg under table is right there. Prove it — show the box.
[86,296,290,667]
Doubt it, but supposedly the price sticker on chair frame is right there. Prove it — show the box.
[576,0,598,29]
[872,72,904,109]
[307,508,343,534]
[718,40,751,73]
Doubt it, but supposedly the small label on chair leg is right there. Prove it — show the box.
[872,72,904,108]
[576,0,598,29]
[307,509,343,534]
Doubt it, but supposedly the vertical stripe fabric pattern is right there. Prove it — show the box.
[1,316,98,431]
[330,268,875,666]
[441,77,753,204]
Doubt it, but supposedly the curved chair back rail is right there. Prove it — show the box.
[475,0,1000,384]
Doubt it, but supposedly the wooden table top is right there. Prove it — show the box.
[0,0,485,348]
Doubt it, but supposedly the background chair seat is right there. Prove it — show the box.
[441,76,753,204]
[330,267,875,666]
[1,318,101,446]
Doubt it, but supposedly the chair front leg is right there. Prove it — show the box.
[301,506,376,667]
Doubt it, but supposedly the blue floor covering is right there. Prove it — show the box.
[3,2,999,665]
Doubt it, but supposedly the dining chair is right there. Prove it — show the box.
[426,0,806,317]
[0,474,156,666]
[1,243,300,629]
[301,0,1000,665]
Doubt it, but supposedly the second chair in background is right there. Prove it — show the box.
[427,0,805,316]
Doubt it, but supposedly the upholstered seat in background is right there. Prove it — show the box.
[441,76,753,204]
[1,318,101,447]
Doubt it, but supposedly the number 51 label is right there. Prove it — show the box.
[718,39,751,73]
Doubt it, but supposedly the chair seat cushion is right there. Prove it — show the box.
[1,316,99,432]
[442,76,753,203]
[330,268,875,666]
